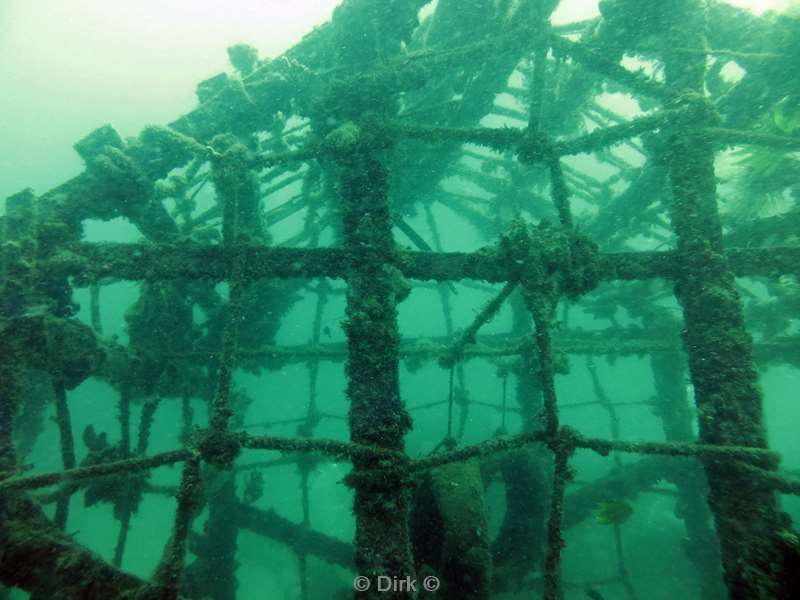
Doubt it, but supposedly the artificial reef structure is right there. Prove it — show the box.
[2,1,800,599]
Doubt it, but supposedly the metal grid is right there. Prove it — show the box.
[1,1,800,599]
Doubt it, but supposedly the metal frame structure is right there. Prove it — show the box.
[1,0,800,599]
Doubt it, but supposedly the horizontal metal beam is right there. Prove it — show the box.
[44,242,800,283]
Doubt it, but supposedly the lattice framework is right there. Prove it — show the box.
[1,1,800,599]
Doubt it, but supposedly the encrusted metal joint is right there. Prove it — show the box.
[498,219,600,301]
[193,427,243,468]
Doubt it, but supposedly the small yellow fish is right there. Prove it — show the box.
[595,500,633,525]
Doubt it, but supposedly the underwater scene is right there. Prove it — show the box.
[1,0,800,598]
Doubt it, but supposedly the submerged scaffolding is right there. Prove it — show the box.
[1,0,800,598]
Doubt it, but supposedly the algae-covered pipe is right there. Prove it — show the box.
[333,122,417,599]
[661,1,799,597]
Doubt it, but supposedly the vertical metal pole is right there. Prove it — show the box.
[52,379,76,530]
[155,456,202,600]
[526,293,569,600]
[112,383,133,567]
[89,281,103,334]
[662,1,797,597]
[191,138,253,600]
[333,124,416,598]
[0,190,39,479]
[0,351,20,478]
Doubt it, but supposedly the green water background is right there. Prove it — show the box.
[1,1,798,598]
